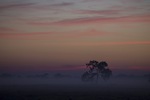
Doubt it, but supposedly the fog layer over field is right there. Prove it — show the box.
[0,70,150,100]
[0,70,150,88]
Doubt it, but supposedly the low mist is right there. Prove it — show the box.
[0,70,150,89]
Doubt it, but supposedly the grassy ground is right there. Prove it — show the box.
[0,83,150,100]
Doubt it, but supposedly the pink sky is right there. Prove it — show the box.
[0,0,150,71]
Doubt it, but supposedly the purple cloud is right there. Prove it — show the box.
[0,27,17,32]
[0,3,35,10]
[82,0,104,3]
[50,2,74,7]
[28,14,150,26]
[51,14,150,25]
[75,9,120,15]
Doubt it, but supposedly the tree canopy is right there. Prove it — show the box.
[82,60,112,82]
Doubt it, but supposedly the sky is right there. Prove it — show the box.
[0,0,150,72]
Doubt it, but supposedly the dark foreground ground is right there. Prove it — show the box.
[0,83,150,100]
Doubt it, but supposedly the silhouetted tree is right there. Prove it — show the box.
[101,68,112,80]
[82,60,112,82]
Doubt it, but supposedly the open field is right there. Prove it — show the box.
[0,72,150,100]
[0,82,150,100]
